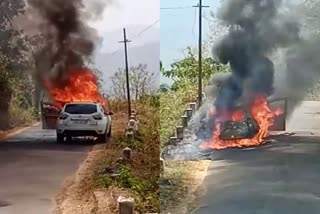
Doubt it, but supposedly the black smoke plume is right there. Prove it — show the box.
[213,0,299,112]
[27,0,108,87]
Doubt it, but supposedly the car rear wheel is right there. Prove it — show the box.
[66,135,72,143]
[97,134,106,143]
[57,133,64,144]
[107,126,112,137]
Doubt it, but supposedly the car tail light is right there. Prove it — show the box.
[93,113,103,120]
[59,113,69,120]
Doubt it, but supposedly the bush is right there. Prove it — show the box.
[9,98,36,128]
[7,76,36,128]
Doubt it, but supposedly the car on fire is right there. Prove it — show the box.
[55,102,112,143]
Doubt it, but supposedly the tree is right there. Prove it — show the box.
[110,64,156,100]
[110,68,127,99]
[202,10,229,57]
[298,0,320,35]
[130,64,155,100]
[0,0,31,130]
[162,47,228,90]
[0,0,26,60]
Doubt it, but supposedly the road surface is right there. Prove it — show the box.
[0,124,92,214]
[193,101,320,214]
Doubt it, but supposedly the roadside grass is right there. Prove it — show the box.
[160,160,211,214]
[0,94,37,139]
[8,97,36,128]
[95,97,160,213]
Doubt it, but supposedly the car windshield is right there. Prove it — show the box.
[64,104,97,114]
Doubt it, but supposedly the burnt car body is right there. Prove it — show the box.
[219,111,260,140]
[195,97,287,141]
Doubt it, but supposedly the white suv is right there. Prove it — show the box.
[56,102,112,143]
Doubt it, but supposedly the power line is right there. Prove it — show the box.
[109,19,159,56]
[132,19,160,39]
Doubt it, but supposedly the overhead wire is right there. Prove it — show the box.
[109,19,160,56]
[131,19,160,40]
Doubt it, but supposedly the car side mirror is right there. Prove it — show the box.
[106,111,114,116]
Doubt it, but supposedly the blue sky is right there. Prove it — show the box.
[160,0,221,83]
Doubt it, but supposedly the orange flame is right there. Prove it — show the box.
[200,96,283,150]
[46,68,107,109]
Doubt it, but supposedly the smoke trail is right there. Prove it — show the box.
[264,1,320,116]
[27,0,110,87]
[273,36,320,116]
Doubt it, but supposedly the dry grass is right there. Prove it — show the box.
[160,160,211,214]
[96,99,160,213]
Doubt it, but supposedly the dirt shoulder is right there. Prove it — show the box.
[54,112,127,214]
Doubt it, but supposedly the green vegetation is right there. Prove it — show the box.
[160,49,228,147]
[160,85,197,147]
[162,47,228,90]
[0,1,37,130]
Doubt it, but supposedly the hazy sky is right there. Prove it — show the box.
[88,0,160,90]
[91,0,160,53]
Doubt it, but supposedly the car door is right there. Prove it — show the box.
[41,101,62,129]
[268,98,287,131]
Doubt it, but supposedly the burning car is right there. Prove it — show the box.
[56,101,112,143]
[198,95,286,150]
[39,68,112,143]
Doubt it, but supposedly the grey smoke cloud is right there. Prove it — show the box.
[213,0,300,111]
[191,0,305,139]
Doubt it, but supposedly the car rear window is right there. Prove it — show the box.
[64,104,97,114]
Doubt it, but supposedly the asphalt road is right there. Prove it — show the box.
[0,124,92,214]
[193,101,320,214]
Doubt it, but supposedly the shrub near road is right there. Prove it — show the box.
[160,51,228,147]
[160,84,197,147]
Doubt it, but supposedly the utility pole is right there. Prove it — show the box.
[193,0,209,108]
[119,28,132,119]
